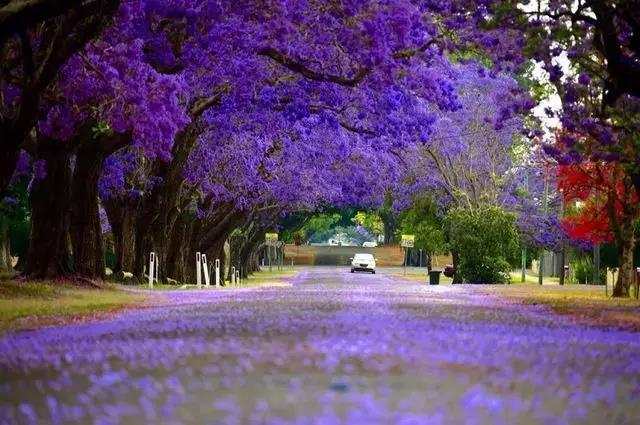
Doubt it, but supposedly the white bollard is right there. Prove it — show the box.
[148,252,155,288]
[155,255,160,284]
[215,259,220,287]
[202,254,210,287]
[196,252,202,288]
[236,270,240,286]
[231,266,236,286]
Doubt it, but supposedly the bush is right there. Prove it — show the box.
[445,206,519,284]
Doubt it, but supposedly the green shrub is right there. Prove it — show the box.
[445,206,519,284]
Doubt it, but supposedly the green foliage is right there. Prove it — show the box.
[352,211,383,236]
[398,196,447,254]
[301,213,342,243]
[445,206,519,284]
[573,258,591,284]
[571,256,606,285]
[516,60,557,103]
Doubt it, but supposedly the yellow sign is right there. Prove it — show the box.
[401,234,415,248]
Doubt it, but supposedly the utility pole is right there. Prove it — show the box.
[538,177,548,286]
[559,197,565,286]
[522,167,529,283]
[403,247,407,275]
[593,193,601,287]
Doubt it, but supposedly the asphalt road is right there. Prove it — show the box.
[1,268,639,424]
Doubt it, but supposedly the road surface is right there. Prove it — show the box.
[2,268,639,424]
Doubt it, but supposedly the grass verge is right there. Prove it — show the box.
[484,284,640,330]
[0,273,148,333]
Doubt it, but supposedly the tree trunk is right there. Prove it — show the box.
[133,219,150,279]
[0,213,12,272]
[103,198,137,273]
[70,148,106,279]
[380,210,397,245]
[207,237,227,285]
[0,146,20,202]
[165,213,189,282]
[613,221,636,297]
[451,250,462,283]
[24,147,73,279]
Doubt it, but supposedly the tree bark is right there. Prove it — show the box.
[24,144,73,278]
[613,220,636,297]
[69,147,106,279]
[380,208,397,245]
[165,211,192,282]
[451,250,462,284]
[132,211,151,279]
[102,197,137,273]
[0,147,20,202]
[0,212,12,272]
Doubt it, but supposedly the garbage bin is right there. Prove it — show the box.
[428,270,441,285]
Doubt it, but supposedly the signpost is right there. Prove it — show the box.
[401,235,415,275]
[231,266,236,286]
[265,232,278,272]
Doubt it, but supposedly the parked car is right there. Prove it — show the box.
[350,253,376,274]
[362,241,378,248]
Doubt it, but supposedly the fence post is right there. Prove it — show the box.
[202,254,210,287]
[148,252,155,288]
[196,252,202,288]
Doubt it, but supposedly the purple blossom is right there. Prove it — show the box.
[32,160,47,181]
[577,73,591,86]
[1,270,639,424]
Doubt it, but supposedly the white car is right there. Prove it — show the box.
[350,253,376,274]
[362,241,377,248]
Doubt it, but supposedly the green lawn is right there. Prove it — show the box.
[0,274,148,333]
[476,283,640,329]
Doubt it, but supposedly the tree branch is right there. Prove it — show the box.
[257,46,370,87]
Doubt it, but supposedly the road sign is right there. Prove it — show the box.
[265,232,279,246]
[401,234,415,248]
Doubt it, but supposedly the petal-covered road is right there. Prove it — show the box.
[2,268,640,424]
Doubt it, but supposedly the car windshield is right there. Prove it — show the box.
[354,254,374,261]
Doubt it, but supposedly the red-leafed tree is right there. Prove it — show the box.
[558,161,639,297]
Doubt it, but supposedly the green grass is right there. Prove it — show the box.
[509,272,563,285]
[0,274,147,333]
[478,283,640,329]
